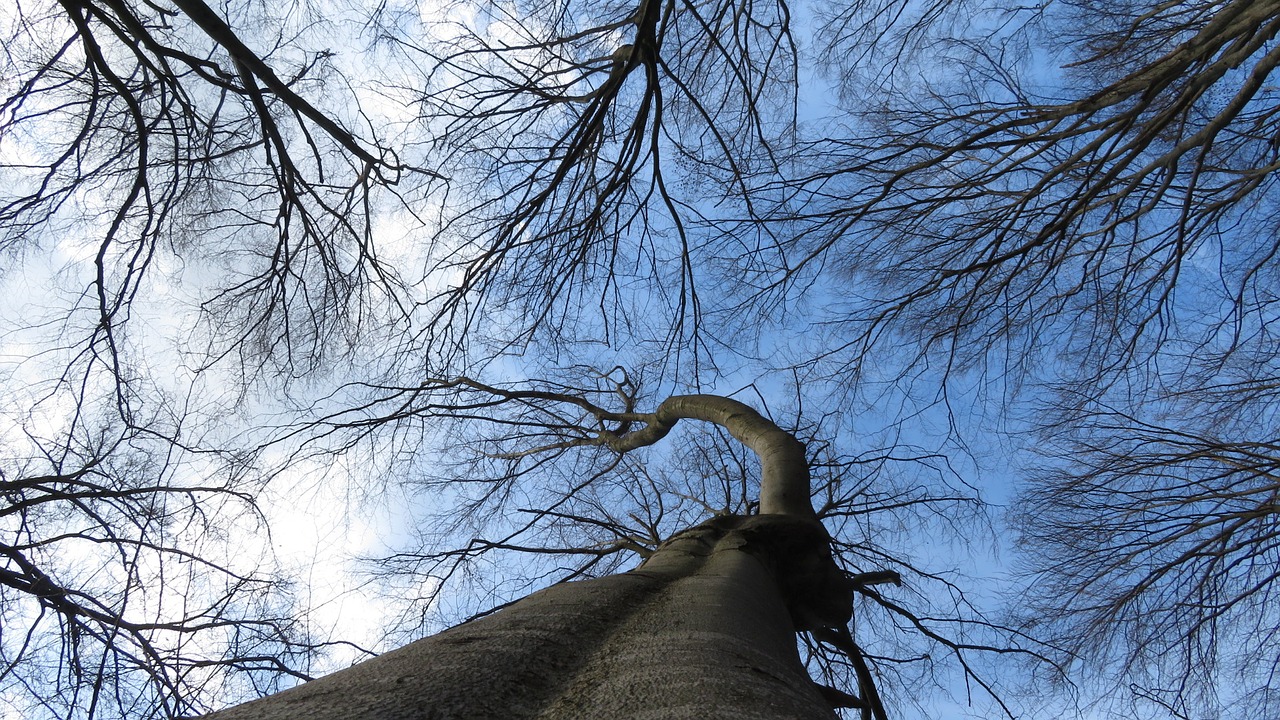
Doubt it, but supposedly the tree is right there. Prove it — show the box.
[0,400,307,720]
[1015,402,1280,719]
[243,374,1026,717]
[199,394,873,719]
[1,0,422,715]
[6,0,1025,713]
[365,0,805,362]
[352,0,1280,708]
[765,0,1280,716]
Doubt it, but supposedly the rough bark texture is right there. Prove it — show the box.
[203,515,849,719]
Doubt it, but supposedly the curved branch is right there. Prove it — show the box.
[348,380,816,518]
[602,394,814,518]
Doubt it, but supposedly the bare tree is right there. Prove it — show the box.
[3,0,429,380]
[256,373,1045,718]
[367,0,803,365]
[203,385,1038,719]
[774,0,1280,388]
[13,0,1278,717]
[0,388,325,719]
[2,0,422,716]
[1016,400,1280,719]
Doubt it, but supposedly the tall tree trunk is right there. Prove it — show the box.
[204,395,855,718]
[203,514,850,719]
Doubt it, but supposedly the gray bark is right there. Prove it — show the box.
[605,395,814,518]
[202,515,849,719]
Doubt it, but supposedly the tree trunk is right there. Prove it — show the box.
[203,515,849,719]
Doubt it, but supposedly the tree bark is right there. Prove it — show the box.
[202,515,849,719]
[613,395,815,518]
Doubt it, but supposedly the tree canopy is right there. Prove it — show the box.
[3,0,1279,718]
